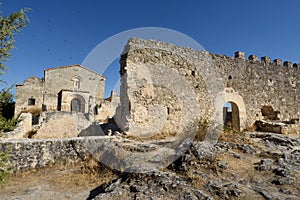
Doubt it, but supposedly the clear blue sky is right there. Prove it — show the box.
[1,0,300,97]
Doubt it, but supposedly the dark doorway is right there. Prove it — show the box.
[57,91,62,111]
[71,98,83,112]
[223,101,240,131]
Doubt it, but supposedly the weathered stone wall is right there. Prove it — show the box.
[0,136,111,171]
[35,112,91,138]
[96,91,120,122]
[116,38,300,137]
[116,39,216,137]
[15,76,44,115]
[212,53,299,126]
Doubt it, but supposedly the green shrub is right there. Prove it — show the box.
[0,115,19,133]
[0,87,19,133]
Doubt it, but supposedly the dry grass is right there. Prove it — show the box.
[243,124,257,132]
[218,127,253,144]
[1,157,118,194]
[125,131,177,141]
[50,157,118,188]
[194,118,210,141]
[21,107,42,117]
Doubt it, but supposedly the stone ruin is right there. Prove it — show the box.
[2,38,300,175]
[114,38,300,138]
[12,64,120,138]
[10,38,300,139]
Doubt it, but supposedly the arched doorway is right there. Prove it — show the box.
[71,98,82,112]
[223,101,240,131]
[70,95,85,113]
[214,87,246,133]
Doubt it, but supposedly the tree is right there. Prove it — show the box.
[0,4,29,75]
[0,85,14,119]
[0,84,19,133]
[0,5,29,132]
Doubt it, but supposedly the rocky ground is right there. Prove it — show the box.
[0,131,299,200]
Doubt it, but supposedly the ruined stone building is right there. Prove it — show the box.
[115,38,300,138]
[15,64,105,116]
[14,39,300,140]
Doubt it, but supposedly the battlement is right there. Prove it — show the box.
[234,51,300,69]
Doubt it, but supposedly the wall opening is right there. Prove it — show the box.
[261,105,279,120]
[28,98,36,106]
[71,98,84,113]
[226,75,233,87]
[57,91,62,111]
[223,101,240,131]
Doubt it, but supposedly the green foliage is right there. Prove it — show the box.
[0,4,29,74]
[0,115,18,133]
[0,86,19,133]
[0,149,11,187]
[0,85,14,118]
[0,4,30,133]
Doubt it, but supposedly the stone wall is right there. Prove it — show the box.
[96,91,120,122]
[212,53,299,126]
[0,136,111,171]
[115,38,300,138]
[35,112,91,138]
[15,76,44,115]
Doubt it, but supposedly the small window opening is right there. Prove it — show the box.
[28,98,36,106]
[228,75,232,80]
[167,107,170,115]
[191,70,196,76]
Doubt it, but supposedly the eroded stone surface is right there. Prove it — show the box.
[115,38,300,139]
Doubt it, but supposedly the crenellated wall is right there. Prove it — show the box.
[215,51,299,124]
[115,38,300,138]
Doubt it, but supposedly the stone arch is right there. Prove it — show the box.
[70,94,85,113]
[223,101,240,131]
[214,87,246,131]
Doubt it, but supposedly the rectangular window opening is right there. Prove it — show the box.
[28,98,36,106]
